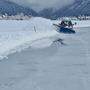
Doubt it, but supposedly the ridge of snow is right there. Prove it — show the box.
[0,17,90,60]
[0,17,59,60]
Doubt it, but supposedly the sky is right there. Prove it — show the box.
[8,0,75,11]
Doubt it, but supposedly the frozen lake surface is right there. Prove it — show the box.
[0,27,90,90]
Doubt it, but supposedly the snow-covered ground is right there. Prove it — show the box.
[73,20,90,28]
[0,17,60,60]
[0,17,90,90]
[0,17,90,60]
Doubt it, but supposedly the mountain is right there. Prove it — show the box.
[38,8,56,19]
[0,0,90,18]
[0,0,37,16]
[39,0,90,19]
[54,0,90,17]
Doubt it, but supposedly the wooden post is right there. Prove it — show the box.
[34,26,36,32]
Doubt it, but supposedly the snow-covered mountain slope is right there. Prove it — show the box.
[0,0,37,16]
[39,0,90,19]
[54,0,90,17]
[0,0,90,18]
[38,8,56,19]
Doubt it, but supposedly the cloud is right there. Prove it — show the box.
[8,0,75,11]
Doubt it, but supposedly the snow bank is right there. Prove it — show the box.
[72,20,90,28]
[1,17,89,60]
[0,17,59,60]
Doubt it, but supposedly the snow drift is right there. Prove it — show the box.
[0,17,90,60]
[0,17,59,60]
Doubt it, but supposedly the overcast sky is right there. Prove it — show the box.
[8,0,75,11]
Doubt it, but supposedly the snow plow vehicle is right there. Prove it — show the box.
[53,20,76,34]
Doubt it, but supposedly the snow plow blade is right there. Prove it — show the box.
[60,27,76,34]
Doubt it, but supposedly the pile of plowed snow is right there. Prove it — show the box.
[0,17,62,60]
[1,17,89,60]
